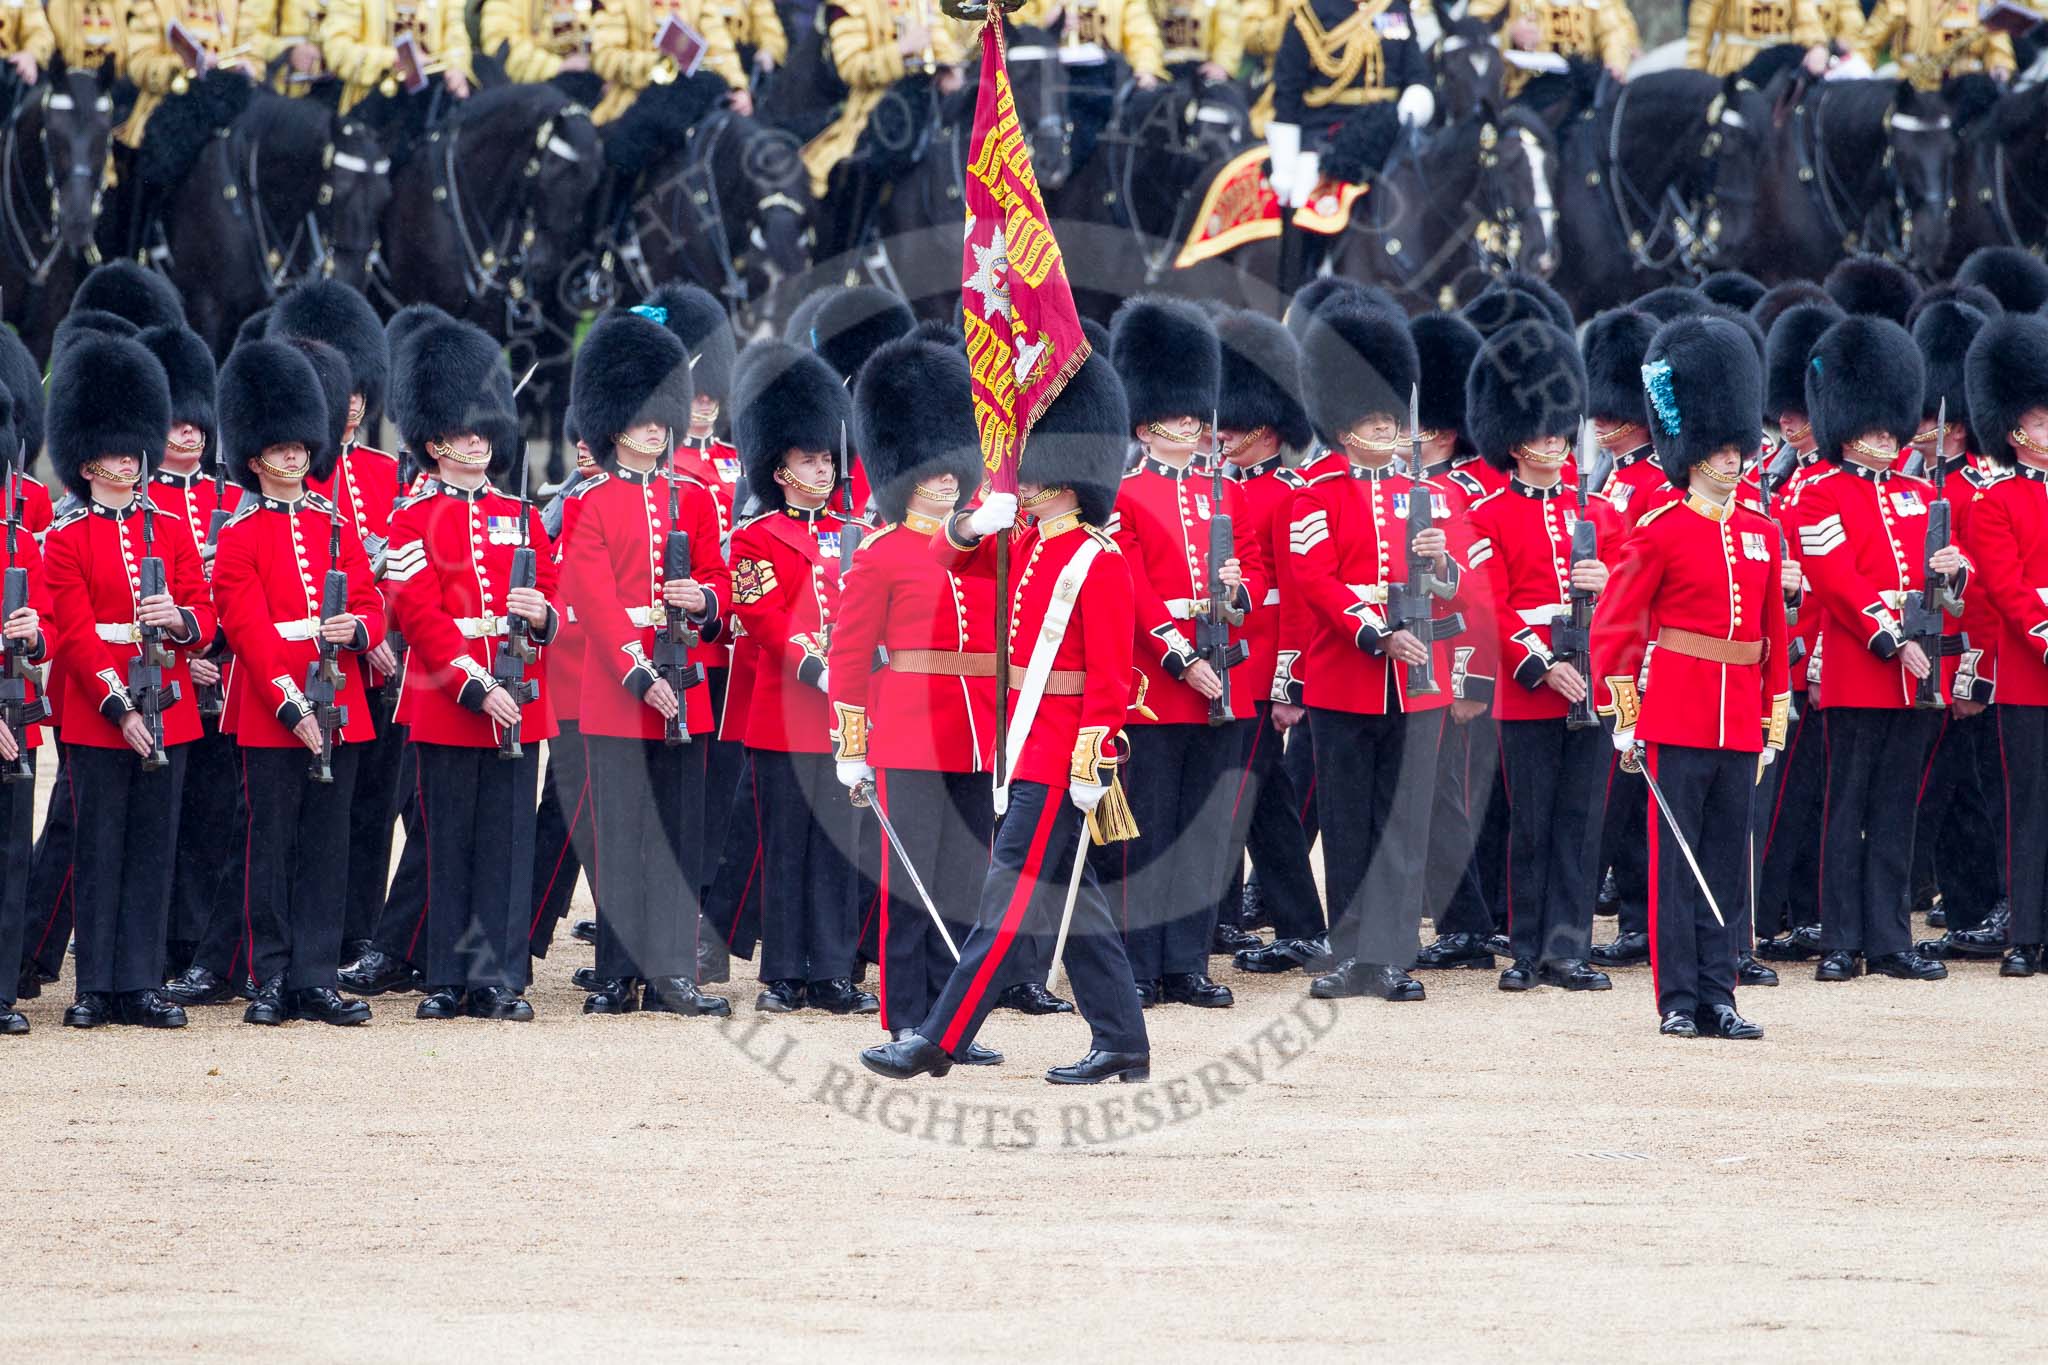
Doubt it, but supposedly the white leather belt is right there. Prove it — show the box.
[274,618,319,642]
[1164,597,1205,620]
[455,615,509,639]
[94,622,142,644]
[625,605,670,628]
[1263,588,1281,607]
[1347,583,1389,605]
[1518,604,1568,627]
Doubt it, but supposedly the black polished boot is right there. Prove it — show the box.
[996,981,1072,1014]
[643,977,731,1017]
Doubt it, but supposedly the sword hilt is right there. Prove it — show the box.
[850,777,874,810]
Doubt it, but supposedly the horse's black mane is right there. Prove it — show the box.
[457,80,576,131]
[237,89,332,148]
[1612,68,1722,145]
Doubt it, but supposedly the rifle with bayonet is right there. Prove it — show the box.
[654,461,706,746]
[382,447,411,719]
[303,494,350,782]
[1902,396,1957,710]
[1198,408,1246,725]
[196,460,231,718]
[1555,420,1600,731]
[494,453,539,757]
[0,449,45,782]
[1392,384,1463,696]
[129,458,180,770]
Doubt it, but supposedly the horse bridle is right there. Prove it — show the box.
[1367,121,1528,305]
[1605,82,1740,278]
[0,82,105,284]
[1801,94,1950,267]
[1102,78,1243,285]
[242,126,388,298]
[429,102,592,336]
[1990,129,2048,253]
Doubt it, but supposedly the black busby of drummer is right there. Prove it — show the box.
[42,333,215,1030]
[862,349,1158,1085]
[560,309,733,1020]
[382,317,561,1022]
[718,341,877,1016]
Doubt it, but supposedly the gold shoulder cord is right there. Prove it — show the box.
[1292,0,1389,104]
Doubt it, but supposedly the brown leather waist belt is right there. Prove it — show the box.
[887,649,998,677]
[1007,664,1086,695]
[1657,627,1763,665]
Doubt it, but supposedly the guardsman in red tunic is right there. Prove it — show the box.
[1792,315,1964,984]
[1960,312,2048,976]
[212,340,384,1027]
[0,390,53,1038]
[561,311,734,1018]
[383,318,561,1022]
[1906,299,2008,962]
[1287,303,1458,1003]
[1201,309,1328,977]
[860,351,1153,1085]
[720,340,876,1016]
[1592,316,1789,1039]
[43,334,215,1030]
[827,334,1000,1050]
[1463,320,1618,994]
[267,280,407,964]
[1752,299,1844,963]
[1104,299,1264,1008]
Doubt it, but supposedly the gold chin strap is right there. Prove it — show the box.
[617,427,668,459]
[1220,425,1269,458]
[1780,417,1811,444]
[1912,423,1943,446]
[910,480,954,504]
[1593,420,1632,442]
[1697,461,1741,487]
[259,454,307,480]
[1849,436,1897,465]
[1517,443,1568,466]
[1145,419,1205,445]
[165,433,205,460]
[348,394,367,429]
[1341,429,1399,454]
[1021,485,1065,508]
[84,460,140,486]
[2013,428,2048,456]
[776,466,833,498]
[430,439,492,466]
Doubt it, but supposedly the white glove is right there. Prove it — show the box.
[811,667,831,694]
[1290,152,1320,207]
[1070,780,1109,813]
[1824,53,1872,80]
[1266,120,1301,202]
[1612,726,1636,755]
[1759,747,1777,768]
[1396,84,1436,129]
[966,492,1019,538]
[837,759,874,791]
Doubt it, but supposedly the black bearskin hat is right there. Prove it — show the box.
[1631,285,1706,323]
[1957,245,2048,316]
[280,336,353,481]
[1965,312,2048,467]
[1110,296,1220,431]
[0,325,46,461]
[1217,309,1311,452]
[801,286,916,382]
[1410,311,1483,447]
[1751,280,1832,335]
[233,306,273,354]
[52,308,138,360]
[1498,269,1574,330]
[854,335,982,523]
[1765,301,1844,420]
[1580,308,1659,424]
[70,260,185,331]
[1704,302,1768,372]
[136,324,217,446]
[390,316,523,479]
[1018,348,1129,527]
[269,279,392,422]
[1300,302,1418,448]
[571,310,694,466]
[48,333,170,500]
[644,283,737,413]
[732,340,851,511]
[1641,315,1763,488]
[1701,269,1767,315]
[1824,254,1920,324]
[910,318,964,348]
[1913,299,1989,429]
[1467,319,1586,471]
[1806,315,1924,463]
[1908,281,2002,327]
[1462,284,1562,339]
[1283,276,1398,342]
[219,340,335,492]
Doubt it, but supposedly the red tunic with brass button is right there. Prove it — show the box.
[15,474,52,536]
[0,510,53,751]
[935,510,1136,790]
[674,437,741,677]
[728,504,861,755]
[544,475,598,724]
[559,467,731,740]
[1945,458,1999,704]
[828,514,997,773]
[1463,477,1625,722]
[1286,460,1465,717]
[42,500,215,749]
[1600,443,1673,531]
[310,443,402,685]
[1591,492,1791,752]
[210,492,385,747]
[382,482,560,747]
[1956,464,2048,704]
[1107,456,1268,726]
[149,467,242,554]
[1223,454,1310,707]
[1789,463,1969,709]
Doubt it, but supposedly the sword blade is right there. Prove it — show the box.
[860,781,960,962]
[1045,820,1092,992]
[1640,757,1726,928]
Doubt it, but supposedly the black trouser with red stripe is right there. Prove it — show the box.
[1498,718,1606,965]
[241,745,359,992]
[870,766,991,1031]
[917,779,1148,1058]
[1427,710,1493,937]
[1284,712,1318,849]
[754,748,857,984]
[366,742,429,966]
[70,744,186,997]
[342,686,408,950]
[1644,742,1745,1019]
[1109,721,1238,981]
[1600,760,1650,939]
[1216,706,1323,941]
[1312,706,1438,969]
[587,733,703,982]
[1997,705,2048,946]
[700,668,743,899]
[1757,695,1824,935]
[528,719,591,959]
[417,742,538,993]
[1913,706,2004,930]
[168,718,239,961]
[0,751,36,1007]
[21,740,75,982]
[1819,707,1941,959]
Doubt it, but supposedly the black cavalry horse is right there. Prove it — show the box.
[0,62,117,363]
[1942,79,2048,272]
[1746,74,1960,284]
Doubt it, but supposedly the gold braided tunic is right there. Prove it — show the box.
[1684,0,1825,76]
[48,0,128,72]
[1011,0,1167,79]
[121,0,235,147]
[797,0,963,196]
[1151,0,1241,69]
[320,0,473,112]
[590,0,747,123]
[1467,0,1635,93]
[478,0,592,82]
[1856,0,2015,88]
[233,0,324,94]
